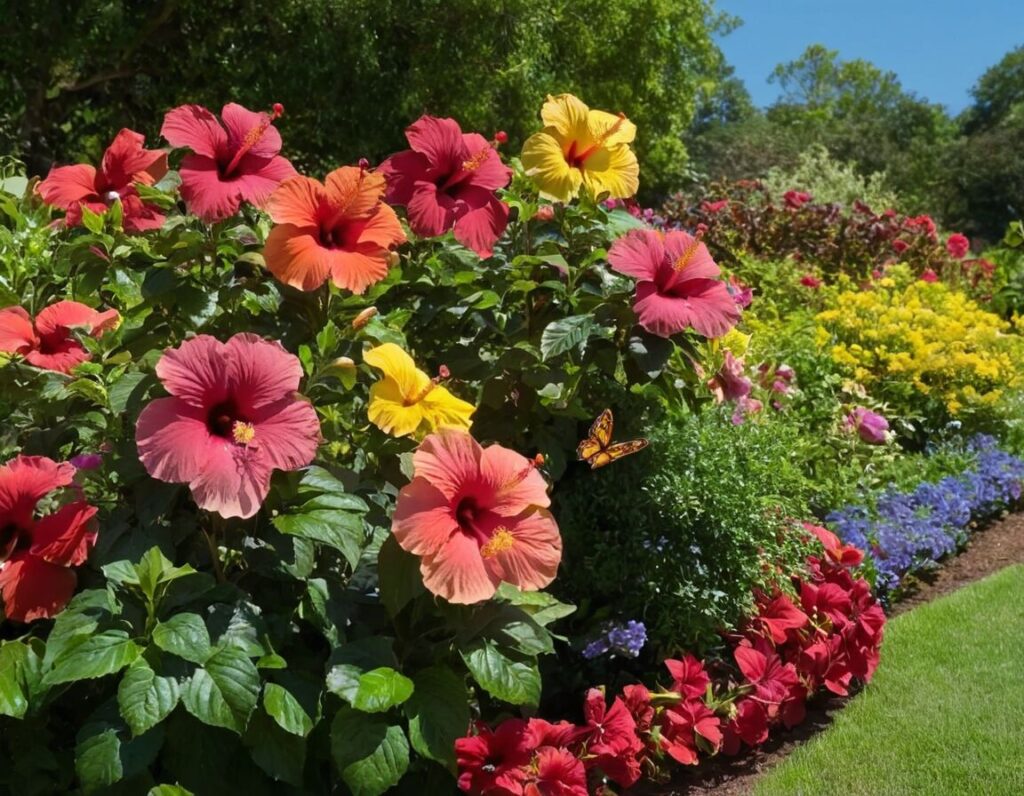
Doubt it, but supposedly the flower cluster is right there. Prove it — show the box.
[827,435,1024,590]
[581,619,648,660]
[456,528,885,794]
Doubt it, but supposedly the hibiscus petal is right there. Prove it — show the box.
[353,203,406,250]
[161,104,227,159]
[521,131,583,203]
[379,150,432,206]
[419,386,475,434]
[266,176,326,226]
[226,155,297,211]
[264,224,330,292]
[367,382,423,437]
[0,553,77,622]
[220,103,283,159]
[189,442,272,519]
[634,280,739,339]
[412,429,482,502]
[29,502,98,567]
[407,182,456,238]
[178,154,244,222]
[327,246,391,295]
[34,300,119,338]
[0,307,38,356]
[421,531,499,604]
[363,344,428,404]
[0,456,75,529]
[480,444,549,513]
[136,396,214,484]
[392,478,458,557]
[38,164,98,209]
[458,133,512,191]
[226,334,304,411]
[25,342,90,374]
[100,128,168,189]
[734,645,768,684]
[481,508,561,593]
[587,109,637,146]
[324,167,387,220]
[405,116,465,174]
[251,397,320,471]
[156,335,229,408]
[452,192,509,258]
[541,94,592,140]
[581,143,639,201]
[608,229,665,281]
[662,231,721,280]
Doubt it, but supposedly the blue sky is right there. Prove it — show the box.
[715,1,1024,113]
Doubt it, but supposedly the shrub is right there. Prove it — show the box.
[761,144,899,211]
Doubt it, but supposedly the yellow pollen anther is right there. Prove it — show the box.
[480,528,515,558]
[461,148,491,172]
[673,233,705,272]
[232,421,256,446]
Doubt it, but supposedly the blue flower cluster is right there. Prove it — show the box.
[582,620,648,660]
[827,435,1024,591]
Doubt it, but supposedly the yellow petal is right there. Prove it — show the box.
[363,343,429,400]
[540,94,592,142]
[367,380,424,437]
[521,131,583,202]
[581,143,639,200]
[587,109,636,146]
[421,386,476,432]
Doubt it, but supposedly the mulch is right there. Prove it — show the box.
[630,510,1024,796]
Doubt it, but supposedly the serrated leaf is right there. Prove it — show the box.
[263,683,314,737]
[153,613,211,664]
[43,630,141,686]
[461,642,540,706]
[540,315,597,361]
[118,659,180,736]
[75,728,122,792]
[405,666,469,770]
[244,708,306,786]
[330,708,409,796]
[273,510,365,568]
[0,642,29,718]
[182,648,260,734]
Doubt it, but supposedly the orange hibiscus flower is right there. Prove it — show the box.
[264,165,406,293]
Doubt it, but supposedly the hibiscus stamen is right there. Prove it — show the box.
[223,103,283,177]
[405,365,451,405]
[232,421,256,446]
[480,527,515,558]
[569,113,628,166]
[673,230,706,272]
[461,147,493,173]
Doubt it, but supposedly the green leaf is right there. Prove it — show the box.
[43,630,142,686]
[181,648,260,734]
[118,659,180,736]
[540,315,597,361]
[0,642,29,718]
[108,371,150,414]
[378,534,424,618]
[273,510,365,568]
[263,683,314,737]
[405,666,469,770]
[331,707,409,796]
[461,642,541,706]
[244,708,306,786]
[328,666,413,713]
[75,728,122,792]
[148,787,194,796]
[153,613,212,664]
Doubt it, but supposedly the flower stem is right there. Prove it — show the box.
[202,526,226,584]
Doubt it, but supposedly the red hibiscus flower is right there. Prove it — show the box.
[392,429,561,604]
[0,301,120,374]
[135,334,321,519]
[701,199,729,214]
[608,228,740,339]
[457,719,534,795]
[0,456,98,622]
[803,521,863,567]
[578,688,643,787]
[904,214,937,240]
[621,684,655,734]
[920,268,939,283]
[665,654,711,700]
[723,697,770,754]
[264,165,406,293]
[798,636,853,696]
[38,129,168,234]
[753,591,808,644]
[892,239,909,254]
[658,697,722,765]
[380,115,512,258]
[161,102,296,222]
[800,580,853,628]
[735,641,800,711]
[522,747,588,796]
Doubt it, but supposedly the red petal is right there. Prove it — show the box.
[0,553,77,622]
[37,164,98,209]
[161,104,227,159]
[29,502,98,566]
[0,307,38,356]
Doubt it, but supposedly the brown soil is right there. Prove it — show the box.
[631,510,1024,796]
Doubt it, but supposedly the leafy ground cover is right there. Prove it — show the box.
[755,565,1024,796]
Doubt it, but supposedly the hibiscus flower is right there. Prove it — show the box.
[264,166,406,293]
[708,351,752,403]
[522,747,588,796]
[946,233,970,259]
[734,641,800,712]
[658,698,722,765]
[753,591,808,644]
[364,343,475,437]
[135,334,321,519]
[521,94,638,202]
[0,456,98,622]
[0,301,120,374]
[161,102,295,222]
[608,228,740,339]
[665,654,711,700]
[802,521,863,567]
[722,698,770,753]
[392,429,561,604]
[38,128,168,233]
[456,719,534,795]
[380,116,511,258]
[578,688,643,788]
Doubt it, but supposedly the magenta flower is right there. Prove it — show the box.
[708,351,751,402]
[727,274,753,308]
[380,115,512,258]
[608,228,740,339]
[161,102,296,222]
[136,334,321,519]
[843,407,889,445]
[783,190,812,210]
[946,233,970,259]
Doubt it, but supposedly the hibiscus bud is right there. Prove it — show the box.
[327,356,356,371]
[533,205,555,222]
[358,157,370,171]
[387,250,400,268]
[271,102,284,119]
[352,307,378,329]
[533,453,545,468]
[437,364,451,380]
[494,130,508,145]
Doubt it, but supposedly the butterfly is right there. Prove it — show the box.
[576,409,649,469]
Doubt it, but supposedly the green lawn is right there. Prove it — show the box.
[755,565,1024,796]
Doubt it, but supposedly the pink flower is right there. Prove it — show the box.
[892,239,909,254]
[38,129,168,234]
[0,456,97,622]
[380,115,512,258]
[843,407,889,445]
[708,351,751,403]
[734,641,800,711]
[946,233,970,259]
[800,274,822,289]
[0,301,120,374]
[731,396,763,425]
[135,334,320,519]
[608,228,740,339]
[700,199,729,214]
[727,274,753,308]
[392,429,561,604]
[920,268,939,283]
[904,214,937,240]
[161,102,296,222]
[783,190,812,210]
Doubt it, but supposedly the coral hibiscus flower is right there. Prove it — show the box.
[608,228,740,339]
[264,166,406,293]
[0,456,98,622]
[38,129,168,233]
[135,334,321,519]
[392,429,560,604]
[364,343,475,437]
[0,301,120,374]
[380,116,511,258]
[161,102,296,222]
[521,94,639,202]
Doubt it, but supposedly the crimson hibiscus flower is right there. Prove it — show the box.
[658,697,722,765]
[753,591,809,644]
[577,688,643,788]
[161,102,296,222]
[456,719,534,795]
[380,115,512,258]
[665,654,711,699]
[0,456,98,622]
[0,301,120,374]
[38,129,167,234]
[522,747,588,796]
[803,521,864,567]
[722,698,770,754]
[735,641,800,712]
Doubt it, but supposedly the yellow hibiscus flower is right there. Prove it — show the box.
[521,93,639,203]
[364,343,475,437]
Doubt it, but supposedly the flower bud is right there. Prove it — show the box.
[352,307,378,330]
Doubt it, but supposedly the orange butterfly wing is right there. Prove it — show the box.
[577,410,648,469]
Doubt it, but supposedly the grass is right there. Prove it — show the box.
[755,565,1024,796]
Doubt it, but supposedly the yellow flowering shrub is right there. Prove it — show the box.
[816,267,1024,419]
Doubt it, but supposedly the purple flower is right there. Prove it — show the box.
[582,620,647,660]
[70,453,104,470]
[844,407,889,445]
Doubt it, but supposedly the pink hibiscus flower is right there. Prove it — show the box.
[161,102,296,222]
[607,228,740,339]
[0,456,98,622]
[392,429,561,604]
[380,115,512,258]
[0,301,120,374]
[37,129,168,233]
[135,334,320,519]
